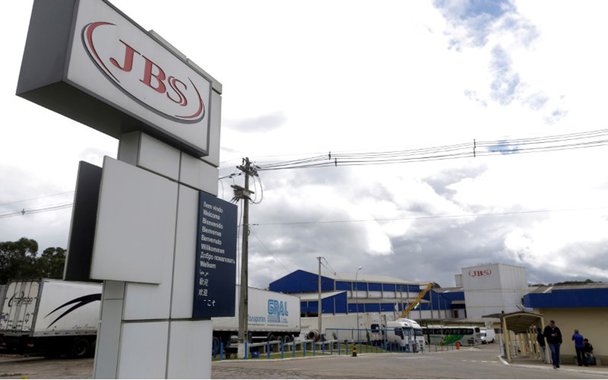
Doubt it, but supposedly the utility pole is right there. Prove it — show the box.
[317,256,323,336]
[355,266,362,343]
[232,157,257,358]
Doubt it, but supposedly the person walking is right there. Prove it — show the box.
[536,325,547,364]
[544,320,562,369]
[572,329,585,366]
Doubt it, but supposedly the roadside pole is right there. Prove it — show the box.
[234,158,256,358]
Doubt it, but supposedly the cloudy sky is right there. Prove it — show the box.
[2,0,608,289]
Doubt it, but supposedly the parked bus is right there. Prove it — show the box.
[422,325,481,346]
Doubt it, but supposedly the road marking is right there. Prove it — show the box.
[460,359,500,364]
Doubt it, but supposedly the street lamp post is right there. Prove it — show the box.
[355,266,362,343]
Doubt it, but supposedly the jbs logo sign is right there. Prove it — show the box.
[18,0,215,157]
[82,21,205,124]
[468,269,492,277]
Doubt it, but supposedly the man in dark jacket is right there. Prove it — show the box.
[543,320,563,369]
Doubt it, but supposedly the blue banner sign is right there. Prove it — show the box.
[193,192,237,318]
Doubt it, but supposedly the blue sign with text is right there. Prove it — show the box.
[193,192,237,318]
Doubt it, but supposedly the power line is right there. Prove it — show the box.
[320,257,338,276]
[4,128,608,218]
[0,203,73,219]
[250,205,608,227]
[250,175,264,205]
[0,191,74,208]
[249,228,291,273]
[255,129,608,171]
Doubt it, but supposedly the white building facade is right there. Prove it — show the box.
[461,263,528,319]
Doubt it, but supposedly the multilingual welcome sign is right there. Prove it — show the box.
[193,192,237,318]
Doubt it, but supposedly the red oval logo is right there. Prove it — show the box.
[82,22,205,124]
[468,269,492,277]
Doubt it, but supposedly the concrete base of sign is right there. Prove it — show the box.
[92,132,218,378]
[238,343,246,359]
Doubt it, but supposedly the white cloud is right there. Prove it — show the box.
[504,211,608,278]
[2,0,608,288]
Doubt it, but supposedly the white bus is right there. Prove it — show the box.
[422,325,482,346]
[385,318,425,352]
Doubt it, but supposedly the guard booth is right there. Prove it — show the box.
[484,311,548,363]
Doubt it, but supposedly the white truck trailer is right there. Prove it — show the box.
[301,312,386,344]
[0,279,102,358]
[0,280,300,358]
[211,286,301,354]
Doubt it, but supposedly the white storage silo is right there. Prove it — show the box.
[461,263,528,319]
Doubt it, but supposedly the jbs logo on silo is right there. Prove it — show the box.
[468,269,492,277]
[82,22,205,124]
[267,299,288,324]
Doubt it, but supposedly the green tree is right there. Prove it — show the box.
[0,238,66,284]
[36,247,66,279]
[553,279,598,286]
[0,237,39,284]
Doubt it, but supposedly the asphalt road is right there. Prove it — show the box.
[1,344,606,378]
[212,345,608,379]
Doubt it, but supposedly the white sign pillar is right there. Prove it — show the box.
[17,0,226,377]
[92,132,221,378]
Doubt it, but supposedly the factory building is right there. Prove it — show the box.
[268,270,468,324]
[269,263,528,324]
[269,263,606,364]
[268,270,431,319]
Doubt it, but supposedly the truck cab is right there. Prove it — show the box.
[385,318,425,352]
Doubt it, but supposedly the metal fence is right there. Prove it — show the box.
[213,328,429,361]
[325,327,421,353]
[213,338,371,360]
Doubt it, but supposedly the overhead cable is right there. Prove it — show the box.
[255,128,608,171]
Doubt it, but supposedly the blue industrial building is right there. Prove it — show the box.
[268,269,463,319]
[523,285,608,309]
[268,268,606,324]
[270,267,607,364]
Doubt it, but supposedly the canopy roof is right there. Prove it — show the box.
[483,311,544,334]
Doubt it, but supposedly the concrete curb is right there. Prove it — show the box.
[497,355,608,376]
